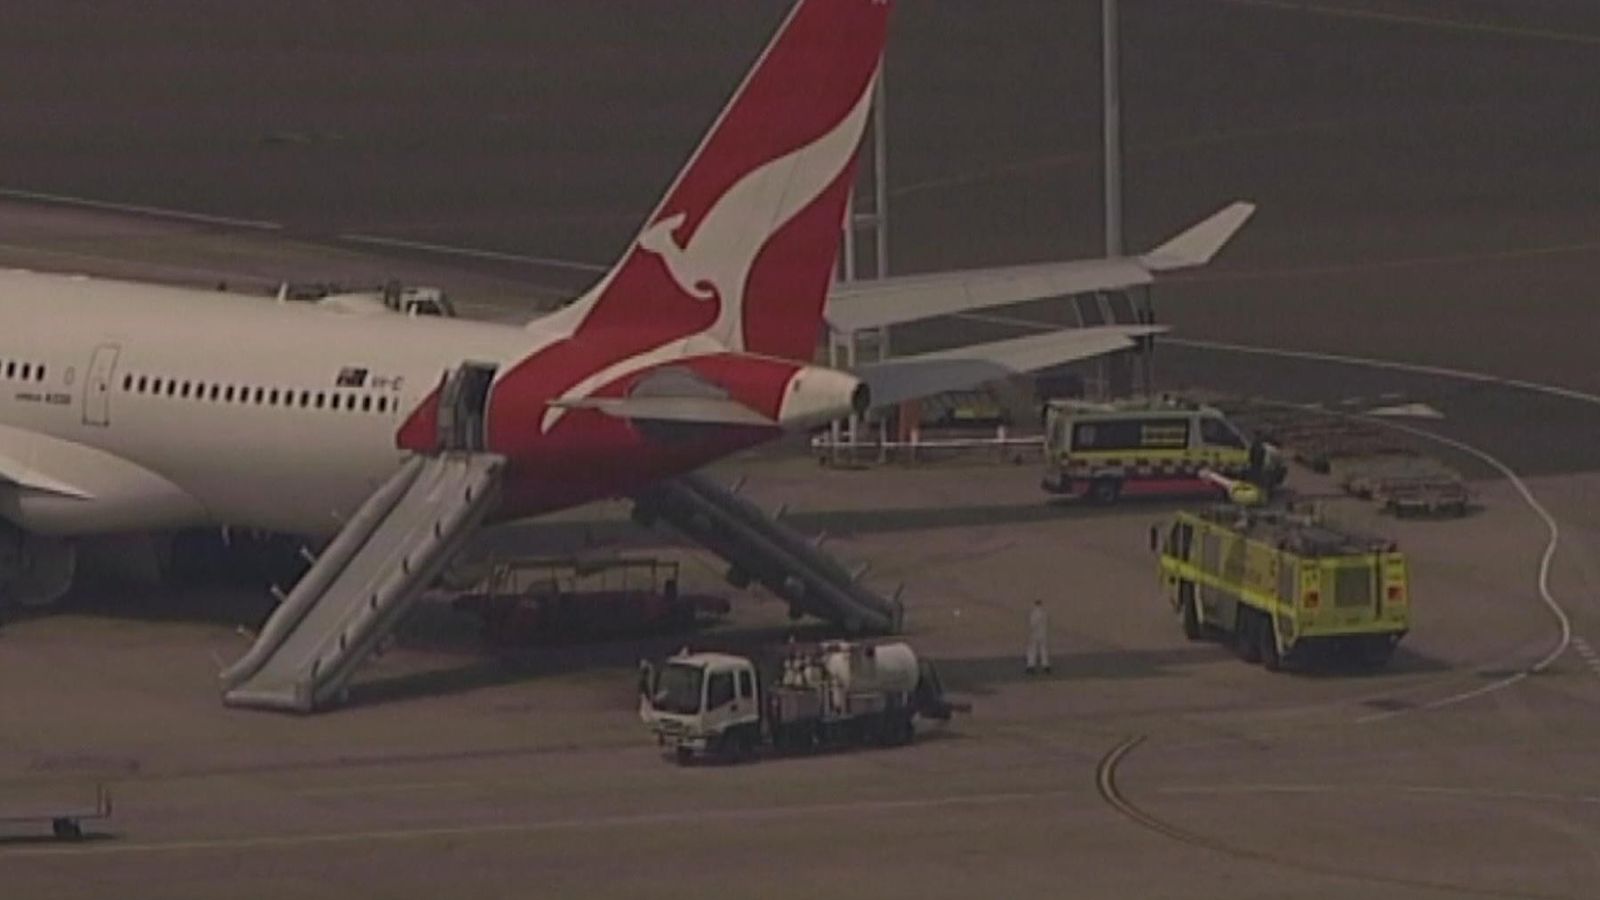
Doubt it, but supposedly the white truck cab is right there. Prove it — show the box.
[642,652,761,759]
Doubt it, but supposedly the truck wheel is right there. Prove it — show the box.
[1179,583,1201,641]
[1259,618,1282,672]
[1236,610,1263,664]
[891,713,915,746]
[1088,479,1121,505]
[52,818,81,840]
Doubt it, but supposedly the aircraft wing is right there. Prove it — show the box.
[824,202,1254,333]
[854,325,1163,409]
[0,447,92,499]
[553,325,1157,427]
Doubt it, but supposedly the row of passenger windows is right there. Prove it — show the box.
[3,359,46,382]
[120,373,399,415]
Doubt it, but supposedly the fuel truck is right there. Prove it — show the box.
[640,641,963,764]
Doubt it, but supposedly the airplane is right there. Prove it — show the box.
[0,0,1249,618]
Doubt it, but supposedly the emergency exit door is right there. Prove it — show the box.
[83,343,120,427]
[436,362,497,452]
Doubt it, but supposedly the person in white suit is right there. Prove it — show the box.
[1026,600,1051,675]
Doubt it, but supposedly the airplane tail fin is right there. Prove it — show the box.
[550,0,892,362]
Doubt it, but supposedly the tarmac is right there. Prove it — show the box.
[4,0,1600,897]
[3,457,1598,899]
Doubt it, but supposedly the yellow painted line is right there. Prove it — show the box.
[1214,0,1600,47]
[0,787,1079,859]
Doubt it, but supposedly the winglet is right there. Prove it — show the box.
[1139,202,1256,272]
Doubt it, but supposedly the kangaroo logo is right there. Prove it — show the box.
[541,72,880,434]
[634,72,879,351]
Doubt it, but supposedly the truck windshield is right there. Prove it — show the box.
[653,663,704,715]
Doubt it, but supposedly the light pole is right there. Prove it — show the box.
[1103,0,1124,259]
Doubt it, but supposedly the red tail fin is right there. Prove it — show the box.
[562,0,891,362]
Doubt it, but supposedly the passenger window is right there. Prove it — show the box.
[737,669,753,699]
[362,395,372,413]
[706,672,735,709]
[255,388,265,404]
[270,389,280,405]
[5,362,13,378]
[300,390,311,407]
[36,365,45,382]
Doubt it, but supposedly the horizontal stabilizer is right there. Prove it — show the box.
[855,325,1162,408]
[549,396,775,427]
[1139,202,1256,272]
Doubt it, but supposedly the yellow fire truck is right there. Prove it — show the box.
[1042,398,1284,504]
[1153,506,1410,668]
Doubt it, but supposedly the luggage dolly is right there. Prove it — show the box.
[1,784,112,840]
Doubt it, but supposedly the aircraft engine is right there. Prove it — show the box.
[777,366,869,429]
[0,523,77,608]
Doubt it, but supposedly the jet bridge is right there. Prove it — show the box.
[221,452,505,712]
[632,473,902,634]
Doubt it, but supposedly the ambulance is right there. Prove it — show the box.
[1042,398,1284,503]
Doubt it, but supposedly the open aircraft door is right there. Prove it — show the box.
[436,362,498,452]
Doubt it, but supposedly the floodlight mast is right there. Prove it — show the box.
[1103,0,1124,258]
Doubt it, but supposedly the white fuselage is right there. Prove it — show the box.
[0,269,538,537]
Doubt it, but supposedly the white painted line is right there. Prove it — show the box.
[0,785,1079,858]
[339,233,607,274]
[0,241,272,286]
[950,313,1583,717]
[1212,0,1600,49]
[1345,416,1569,721]
[0,186,283,231]
[1161,782,1600,807]
[1166,337,1600,408]
[1367,402,1445,420]
[1573,638,1600,680]
[1141,337,1580,719]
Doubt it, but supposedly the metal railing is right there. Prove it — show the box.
[811,425,1045,466]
